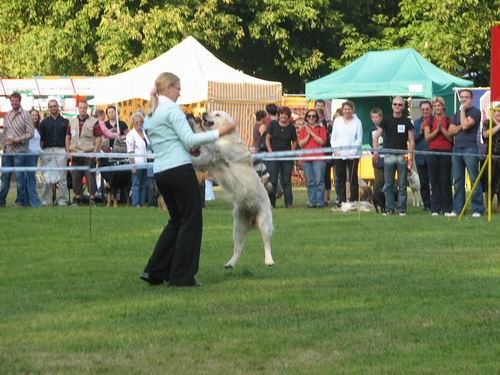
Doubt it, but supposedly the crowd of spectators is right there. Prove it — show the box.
[1,90,499,216]
[252,90,497,217]
[0,93,157,208]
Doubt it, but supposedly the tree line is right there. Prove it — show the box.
[0,0,498,93]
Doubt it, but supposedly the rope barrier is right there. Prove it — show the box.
[0,147,498,173]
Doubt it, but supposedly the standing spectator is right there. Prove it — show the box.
[39,100,70,206]
[95,108,123,204]
[65,100,102,206]
[252,110,268,152]
[126,111,150,207]
[104,105,128,150]
[315,99,326,118]
[482,104,500,209]
[330,100,363,203]
[330,107,344,206]
[447,89,484,217]
[424,96,453,216]
[0,92,34,207]
[264,103,283,198]
[298,109,327,208]
[140,72,236,287]
[315,100,333,206]
[373,96,415,216]
[105,107,129,203]
[252,110,272,194]
[265,104,278,126]
[95,109,120,148]
[369,108,385,194]
[265,106,297,208]
[23,109,42,207]
[413,101,432,210]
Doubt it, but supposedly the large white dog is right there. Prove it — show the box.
[191,111,274,268]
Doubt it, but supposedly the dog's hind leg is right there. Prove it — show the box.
[257,211,274,267]
[224,213,250,269]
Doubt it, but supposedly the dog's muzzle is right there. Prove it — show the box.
[202,112,214,127]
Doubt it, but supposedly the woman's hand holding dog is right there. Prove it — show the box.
[218,120,238,137]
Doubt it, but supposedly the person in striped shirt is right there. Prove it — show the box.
[0,92,34,207]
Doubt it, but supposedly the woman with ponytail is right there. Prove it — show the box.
[139,72,236,287]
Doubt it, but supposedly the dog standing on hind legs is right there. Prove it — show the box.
[190,111,274,268]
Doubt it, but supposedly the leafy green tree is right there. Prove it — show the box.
[398,0,499,85]
[0,0,497,91]
[335,0,499,86]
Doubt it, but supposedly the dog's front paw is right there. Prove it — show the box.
[224,261,235,269]
[265,258,274,267]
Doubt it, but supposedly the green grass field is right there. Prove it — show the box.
[1,189,499,374]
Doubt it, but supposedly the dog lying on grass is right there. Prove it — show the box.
[339,201,375,213]
[190,111,274,268]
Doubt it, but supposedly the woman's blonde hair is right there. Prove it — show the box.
[146,72,180,117]
[130,110,145,126]
[431,96,446,109]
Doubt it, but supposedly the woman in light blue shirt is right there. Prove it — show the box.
[139,72,236,287]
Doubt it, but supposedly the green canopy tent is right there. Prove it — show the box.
[306,48,473,143]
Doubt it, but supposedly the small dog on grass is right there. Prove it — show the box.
[358,178,374,204]
[339,201,375,213]
[373,189,400,214]
[407,167,422,207]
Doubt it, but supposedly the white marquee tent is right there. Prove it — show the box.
[91,36,281,105]
[1,36,281,145]
[90,36,282,144]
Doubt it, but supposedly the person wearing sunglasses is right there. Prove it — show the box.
[373,96,415,216]
[298,109,327,208]
[330,100,363,204]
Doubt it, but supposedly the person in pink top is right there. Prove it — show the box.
[424,96,453,216]
[298,109,327,208]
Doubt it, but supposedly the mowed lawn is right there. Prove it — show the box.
[1,189,499,374]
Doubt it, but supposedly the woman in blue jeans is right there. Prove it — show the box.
[126,111,150,207]
[265,106,297,208]
[298,109,327,208]
[24,109,42,207]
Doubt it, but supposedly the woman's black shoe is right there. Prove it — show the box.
[139,272,163,285]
